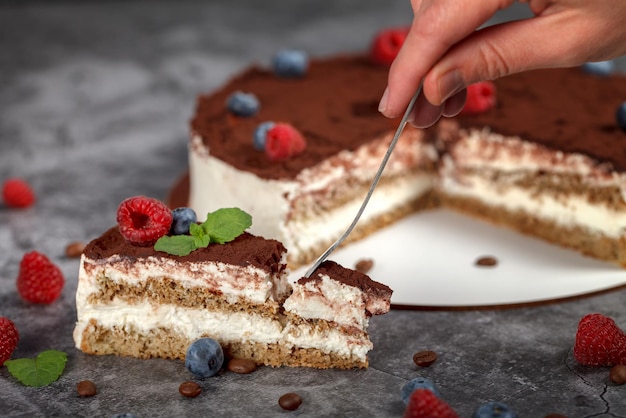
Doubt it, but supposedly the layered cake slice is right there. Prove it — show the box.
[282,260,392,368]
[73,197,392,368]
[186,41,626,268]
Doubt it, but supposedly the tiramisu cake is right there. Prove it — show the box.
[73,199,392,369]
[186,39,626,267]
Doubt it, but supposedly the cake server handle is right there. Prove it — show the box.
[303,84,423,278]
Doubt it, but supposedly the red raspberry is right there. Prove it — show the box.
[2,178,36,208]
[404,389,458,418]
[116,196,173,246]
[574,313,626,366]
[370,27,410,67]
[265,123,307,161]
[460,81,497,115]
[16,251,65,304]
[0,317,19,366]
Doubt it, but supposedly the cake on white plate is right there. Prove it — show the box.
[183,36,626,268]
[73,197,392,369]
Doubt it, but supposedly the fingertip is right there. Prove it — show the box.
[442,89,467,117]
[407,92,444,128]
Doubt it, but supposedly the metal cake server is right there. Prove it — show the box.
[303,84,423,278]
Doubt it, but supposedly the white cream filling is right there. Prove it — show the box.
[441,172,626,237]
[283,275,369,329]
[282,173,433,257]
[77,254,291,306]
[442,129,626,237]
[73,298,369,360]
[282,323,372,359]
[74,299,284,345]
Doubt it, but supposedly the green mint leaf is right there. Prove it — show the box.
[5,350,68,387]
[189,222,204,238]
[154,235,199,256]
[153,208,252,255]
[202,208,252,244]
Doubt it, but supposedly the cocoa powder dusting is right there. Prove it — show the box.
[82,227,286,273]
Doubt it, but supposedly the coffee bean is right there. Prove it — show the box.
[65,241,86,258]
[227,358,257,374]
[544,414,568,418]
[610,364,626,385]
[412,350,437,367]
[355,258,374,274]
[76,380,97,397]
[475,256,497,267]
[179,381,202,398]
[278,392,302,411]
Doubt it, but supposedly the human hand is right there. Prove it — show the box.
[378,0,626,128]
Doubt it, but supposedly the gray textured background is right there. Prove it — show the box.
[1,1,625,416]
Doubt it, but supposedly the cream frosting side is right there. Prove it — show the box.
[77,253,292,306]
[441,129,626,237]
[189,130,436,265]
[283,275,369,330]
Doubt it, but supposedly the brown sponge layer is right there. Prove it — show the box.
[78,319,368,369]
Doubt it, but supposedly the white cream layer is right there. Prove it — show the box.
[77,253,292,306]
[73,299,370,361]
[283,275,370,329]
[441,129,626,237]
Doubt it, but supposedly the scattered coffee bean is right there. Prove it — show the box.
[475,256,498,267]
[412,350,437,367]
[227,358,257,374]
[609,364,626,385]
[65,241,86,258]
[179,381,202,398]
[355,258,374,274]
[76,380,97,397]
[278,392,302,411]
[544,414,568,418]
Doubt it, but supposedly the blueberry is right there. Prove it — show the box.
[472,401,517,418]
[617,101,626,133]
[581,60,615,76]
[253,121,275,151]
[226,91,260,117]
[401,377,439,405]
[272,49,309,78]
[110,414,138,418]
[170,207,197,235]
[185,338,224,378]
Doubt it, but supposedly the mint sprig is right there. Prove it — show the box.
[5,349,68,387]
[154,207,252,256]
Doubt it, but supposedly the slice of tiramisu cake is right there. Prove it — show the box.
[73,196,392,369]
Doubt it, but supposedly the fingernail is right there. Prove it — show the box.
[438,71,464,103]
[378,86,389,115]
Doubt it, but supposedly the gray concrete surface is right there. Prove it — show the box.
[1,1,625,416]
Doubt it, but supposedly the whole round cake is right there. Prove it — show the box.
[185,37,626,269]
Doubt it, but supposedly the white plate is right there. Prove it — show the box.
[289,210,626,308]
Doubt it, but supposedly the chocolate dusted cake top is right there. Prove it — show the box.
[191,54,626,176]
[455,68,626,171]
[83,227,287,273]
[191,54,396,180]
[301,260,393,300]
